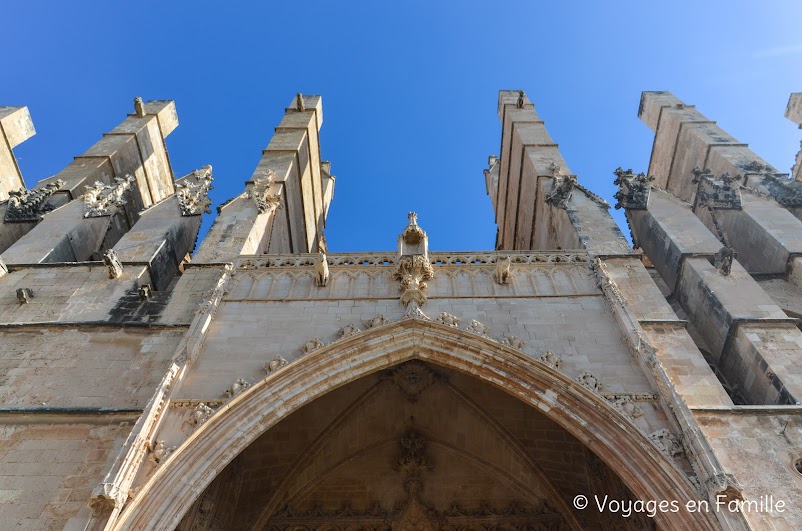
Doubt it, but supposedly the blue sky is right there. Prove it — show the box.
[3,1,801,252]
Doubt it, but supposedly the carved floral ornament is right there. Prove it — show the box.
[84,175,135,218]
[248,170,283,214]
[175,165,213,216]
[4,179,65,222]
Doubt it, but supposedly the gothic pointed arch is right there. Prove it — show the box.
[112,319,718,531]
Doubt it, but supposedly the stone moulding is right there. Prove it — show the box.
[234,250,588,270]
[4,179,65,222]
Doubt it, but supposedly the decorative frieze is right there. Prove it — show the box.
[84,175,134,218]
[4,179,64,222]
[176,166,213,216]
[613,167,655,210]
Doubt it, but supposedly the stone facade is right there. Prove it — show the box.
[0,91,801,530]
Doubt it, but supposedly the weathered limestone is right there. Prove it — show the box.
[0,106,35,202]
[194,94,331,262]
[787,93,802,181]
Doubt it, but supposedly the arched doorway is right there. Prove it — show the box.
[113,320,717,530]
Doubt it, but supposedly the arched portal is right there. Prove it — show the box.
[113,320,718,530]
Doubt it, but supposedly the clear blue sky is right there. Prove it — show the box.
[3,1,801,252]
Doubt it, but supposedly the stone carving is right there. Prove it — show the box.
[16,288,32,304]
[176,166,214,216]
[760,173,802,207]
[364,314,389,328]
[102,249,123,279]
[392,362,435,403]
[609,396,644,421]
[248,170,282,214]
[395,431,432,477]
[300,337,324,354]
[138,284,152,300]
[691,167,742,209]
[576,371,603,393]
[394,212,434,307]
[315,252,329,287]
[338,323,361,339]
[545,173,576,208]
[402,301,430,320]
[185,402,215,429]
[4,179,64,222]
[705,472,743,501]
[223,378,250,399]
[464,319,490,337]
[516,90,525,109]
[649,429,683,458]
[500,335,525,349]
[264,355,288,374]
[84,175,134,218]
[539,350,563,370]
[134,96,146,118]
[613,167,655,210]
[435,312,460,327]
[148,440,176,466]
[494,255,512,284]
[714,246,736,276]
[296,92,305,111]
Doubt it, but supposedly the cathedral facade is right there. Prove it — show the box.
[0,90,801,530]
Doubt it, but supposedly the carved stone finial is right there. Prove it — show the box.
[500,335,525,349]
[516,91,525,109]
[714,246,736,276]
[102,249,123,279]
[495,255,512,285]
[576,371,603,393]
[465,319,490,337]
[394,212,433,307]
[248,170,283,214]
[176,166,214,216]
[264,355,288,374]
[315,252,329,287]
[338,323,361,339]
[224,378,250,399]
[391,362,435,403]
[4,179,65,222]
[134,96,146,118]
[435,312,460,327]
[84,176,135,218]
[300,337,324,354]
[649,429,683,458]
[296,93,305,111]
[613,167,655,210]
[545,174,577,208]
[538,351,562,370]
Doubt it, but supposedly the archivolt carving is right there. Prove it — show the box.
[264,356,288,374]
[184,402,215,431]
[337,323,361,339]
[608,395,644,421]
[538,351,562,370]
[223,378,250,399]
[464,319,490,337]
[300,338,324,354]
[499,335,525,350]
[649,429,683,458]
